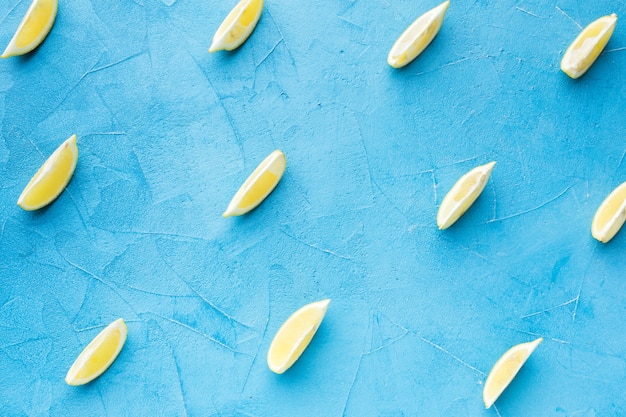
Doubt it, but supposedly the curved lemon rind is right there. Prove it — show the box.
[65,318,128,386]
[437,161,496,230]
[387,0,450,69]
[267,299,330,374]
[222,150,286,218]
[483,337,543,409]
[591,181,626,243]
[209,0,264,53]
[560,14,617,79]
[17,134,78,211]
[1,0,58,58]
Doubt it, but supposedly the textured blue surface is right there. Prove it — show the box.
[1,0,625,415]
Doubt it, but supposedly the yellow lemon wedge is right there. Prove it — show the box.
[591,181,626,243]
[560,13,617,79]
[209,0,264,52]
[387,0,450,69]
[17,134,78,211]
[483,337,543,409]
[65,318,128,386]
[223,149,286,218]
[437,161,495,230]
[267,299,330,374]
[1,0,58,58]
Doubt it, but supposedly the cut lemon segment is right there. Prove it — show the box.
[560,13,617,79]
[387,0,450,68]
[209,0,264,52]
[483,337,543,409]
[1,0,58,58]
[65,318,128,386]
[591,181,626,243]
[17,134,78,211]
[437,161,495,230]
[267,299,330,374]
[223,149,286,217]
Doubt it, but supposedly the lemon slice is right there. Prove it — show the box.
[17,134,78,211]
[387,0,450,69]
[1,0,58,58]
[437,161,495,230]
[483,337,542,409]
[223,149,286,218]
[267,299,330,374]
[209,0,264,52]
[560,13,617,79]
[591,181,626,243]
[65,318,128,386]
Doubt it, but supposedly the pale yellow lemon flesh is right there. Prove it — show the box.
[209,0,264,52]
[591,181,626,243]
[65,318,128,386]
[437,161,496,230]
[387,0,450,69]
[223,150,286,217]
[483,337,543,409]
[17,134,78,211]
[1,0,58,58]
[267,299,330,374]
[561,14,617,79]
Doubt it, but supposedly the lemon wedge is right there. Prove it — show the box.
[591,181,626,243]
[437,161,495,230]
[17,134,78,211]
[209,0,264,52]
[387,0,450,68]
[560,13,617,79]
[1,0,58,58]
[65,318,128,386]
[223,149,286,217]
[483,337,542,409]
[267,299,330,374]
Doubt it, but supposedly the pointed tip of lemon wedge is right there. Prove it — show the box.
[267,299,330,374]
[437,161,496,230]
[591,181,626,243]
[387,0,450,69]
[483,337,543,409]
[17,134,78,211]
[210,0,264,53]
[560,13,617,79]
[65,318,128,386]
[223,149,286,218]
[2,0,58,58]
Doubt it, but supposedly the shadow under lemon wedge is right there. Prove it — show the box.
[591,181,626,243]
[561,13,617,79]
[65,318,128,386]
[483,337,543,409]
[17,134,78,211]
[209,0,264,52]
[267,299,330,374]
[223,150,286,218]
[437,161,496,230]
[1,0,58,58]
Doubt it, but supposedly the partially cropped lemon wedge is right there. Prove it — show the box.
[437,161,495,230]
[561,13,617,79]
[387,0,450,68]
[267,299,330,374]
[17,134,78,211]
[483,337,543,409]
[65,318,128,386]
[223,150,286,217]
[591,181,626,243]
[1,0,58,58]
[209,0,264,52]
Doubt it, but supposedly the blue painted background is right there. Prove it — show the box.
[1,0,625,415]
